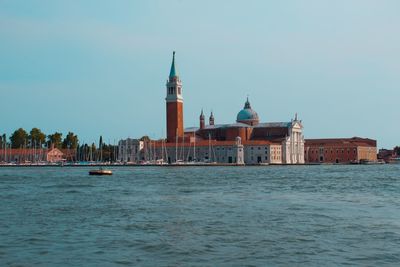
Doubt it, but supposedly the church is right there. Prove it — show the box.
[155,52,305,165]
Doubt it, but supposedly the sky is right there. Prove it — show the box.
[0,0,399,148]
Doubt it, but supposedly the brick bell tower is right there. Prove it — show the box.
[166,51,184,142]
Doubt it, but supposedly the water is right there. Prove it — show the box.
[1,165,400,266]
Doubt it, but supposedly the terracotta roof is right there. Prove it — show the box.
[0,149,50,156]
[305,137,376,147]
[150,139,281,148]
[0,148,76,156]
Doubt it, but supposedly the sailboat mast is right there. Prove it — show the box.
[193,134,196,162]
[100,143,102,163]
[208,134,211,162]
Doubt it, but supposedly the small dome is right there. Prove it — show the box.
[236,98,259,125]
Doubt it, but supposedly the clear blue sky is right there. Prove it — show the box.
[0,0,399,148]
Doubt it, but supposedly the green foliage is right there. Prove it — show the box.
[140,136,150,142]
[99,144,117,162]
[10,128,28,148]
[47,132,63,149]
[29,128,46,148]
[99,136,103,149]
[0,134,4,148]
[62,132,79,149]
[4,127,123,162]
[394,146,400,156]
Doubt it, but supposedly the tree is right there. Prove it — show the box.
[1,134,6,148]
[29,128,46,148]
[0,134,4,148]
[394,146,400,156]
[140,136,151,142]
[62,132,79,149]
[99,136,103,149]
[10,128,28,148]
[47,132,63,149]
[90,143,96,161]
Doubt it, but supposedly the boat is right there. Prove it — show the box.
[89,169,113,175]
[88,136,113,175]
[359,159,384,165]
[388,158,400,164]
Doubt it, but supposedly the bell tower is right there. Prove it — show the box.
[199,109,205,129]
[166,51,184,142]
[209,111,215,126]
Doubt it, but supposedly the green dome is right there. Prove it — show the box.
[236,98,259,125]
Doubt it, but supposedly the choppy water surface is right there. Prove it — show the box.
[1,165,400,266]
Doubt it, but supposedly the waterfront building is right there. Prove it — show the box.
[378,147,400,163]
[304,137,377,164]
[151,52,305,164]
[46,147,65,163]
[378,148,394,163]
[117,138,143,163]
[0,147,73,164]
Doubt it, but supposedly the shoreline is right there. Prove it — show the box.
[0,162,387,167]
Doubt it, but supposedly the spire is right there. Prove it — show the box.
[169,51,178,78]
[244,97,251,109]
[200,109,205,129]
[200,109,205,119]
[209,111,215,126]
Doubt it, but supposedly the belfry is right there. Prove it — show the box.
[165,51,184,142]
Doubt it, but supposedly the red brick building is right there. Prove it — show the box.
[158,52,305,164]
[0,148,76,164]
[305,137,377,164]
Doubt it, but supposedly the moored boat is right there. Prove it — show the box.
[388,158,400,164]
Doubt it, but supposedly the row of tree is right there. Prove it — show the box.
[0,129,160,163]
[0,128,79,149]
